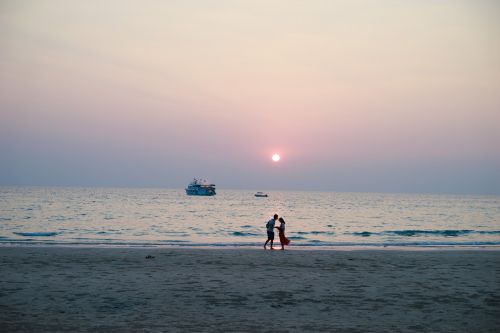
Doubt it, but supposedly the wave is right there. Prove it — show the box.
[352,230,500,237]
[96,231,123,235]
[48,215,68,221]
[353,231,373,237]
[232,231,260,237]
[295,231,335,235]
[159,239,190,243]
[478,231,500,234]
[159,231,189,237]
[14,232,58,237]
[392,230,472,237]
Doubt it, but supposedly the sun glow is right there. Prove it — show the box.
[272,154,280,162]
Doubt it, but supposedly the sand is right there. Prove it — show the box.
[0,247,499,332]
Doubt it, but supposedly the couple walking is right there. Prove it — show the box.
[264,214,290,250]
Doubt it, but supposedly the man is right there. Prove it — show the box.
[264,214,278,250]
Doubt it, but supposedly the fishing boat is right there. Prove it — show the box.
[254,192,268,197]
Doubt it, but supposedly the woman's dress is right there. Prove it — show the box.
[278,223,290,246]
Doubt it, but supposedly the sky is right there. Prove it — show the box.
[1,0,499,194]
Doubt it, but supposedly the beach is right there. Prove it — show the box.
[0,247,498,332]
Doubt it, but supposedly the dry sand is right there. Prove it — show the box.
[0,247,499,332]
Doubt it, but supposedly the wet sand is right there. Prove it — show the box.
[0,247,499,332]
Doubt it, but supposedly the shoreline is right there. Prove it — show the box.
[1,242,500,251]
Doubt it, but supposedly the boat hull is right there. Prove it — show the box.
[185,188,216,196]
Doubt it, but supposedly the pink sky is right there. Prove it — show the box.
[1,1,499,193]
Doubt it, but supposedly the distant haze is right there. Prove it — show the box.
[1,1,499,194]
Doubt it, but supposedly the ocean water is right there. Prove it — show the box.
[0,186,499,248]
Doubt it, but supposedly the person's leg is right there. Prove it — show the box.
[267,231,275,249]
[265,231,273,249]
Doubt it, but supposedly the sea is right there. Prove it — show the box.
[1,186,499,248]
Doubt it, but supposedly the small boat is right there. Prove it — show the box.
[254,192,268,197]
[185,178,216,196]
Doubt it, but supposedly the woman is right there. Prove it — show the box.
[275,217,291,250]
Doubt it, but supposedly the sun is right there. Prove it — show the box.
[272,154,280,162]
